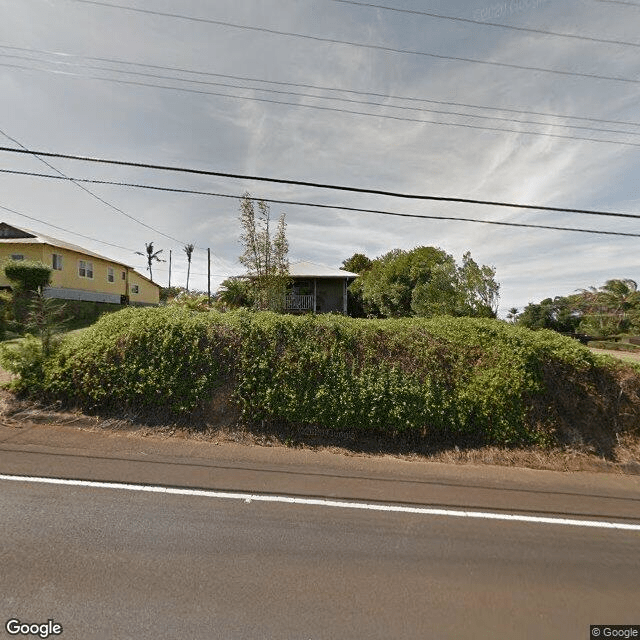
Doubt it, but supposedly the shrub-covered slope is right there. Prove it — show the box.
[25,307,640,448]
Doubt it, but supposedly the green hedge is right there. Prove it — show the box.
[14,307,639,446]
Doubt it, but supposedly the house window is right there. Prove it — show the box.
[10,254,24,261]
[107,267,115,283]
[78,260,94,279]
[52,254,63,270]
[121,271,126,280]
[131,284,139,294]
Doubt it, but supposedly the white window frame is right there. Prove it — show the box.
[78,259,94,279]
[52,254,63,271]
[107,267,115,283]
[131,284,139,294]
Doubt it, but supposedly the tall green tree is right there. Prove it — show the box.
[351,246,499,319]
[515,279,640,336]
[516,296,581,332]
[342,253,372,274]
[238,192,289,311]
[341,253,372,317]
[184,243,195,291]
[577,278,640,335]
[457,252,500,317]
[136,242,165,283]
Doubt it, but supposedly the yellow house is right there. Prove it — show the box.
[0,223,160,305]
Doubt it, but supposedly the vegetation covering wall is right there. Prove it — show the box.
[11,307,637,450]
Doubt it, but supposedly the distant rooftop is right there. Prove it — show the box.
[0,222,157,285]
[288,261,358,278]
[0,222,133,267]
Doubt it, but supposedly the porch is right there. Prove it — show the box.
[284,293,314,312]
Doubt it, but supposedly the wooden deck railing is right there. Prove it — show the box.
[284,294,314,311]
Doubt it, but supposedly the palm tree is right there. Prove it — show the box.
[506,307,519,323]
[578,279,640,334]
[136,242,165,283]
[217,278,253,309]
[184,243,194,291]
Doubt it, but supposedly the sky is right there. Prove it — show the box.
[0,0,639,316]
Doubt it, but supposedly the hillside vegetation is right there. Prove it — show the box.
[6,307,639,456]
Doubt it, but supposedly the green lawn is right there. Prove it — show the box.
[1,326,89,350]
[589,347,640,364]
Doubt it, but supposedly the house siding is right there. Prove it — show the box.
[314,279,345,314]
[0,242,160,305]
[128,271,160,305]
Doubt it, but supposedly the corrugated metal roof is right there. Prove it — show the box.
[0,222,158,286]
[288,261,358,278]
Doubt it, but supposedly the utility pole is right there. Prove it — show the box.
[207,248,211,304]
[168,249,172,288]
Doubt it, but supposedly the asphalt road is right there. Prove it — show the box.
[1,423,639,639]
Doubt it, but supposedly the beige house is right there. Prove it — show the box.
[0,223,160,305]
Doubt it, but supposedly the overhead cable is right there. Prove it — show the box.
[3,44,639,128]
[2,167,639,237]
[323,0,640,48]
[3,62,639,149]
[0,203,137,252]
[2,53,638,138]
[71,0,640,85]
[595,0,640,6]
[0,146,638,219]
[0,202,233,277]
[0,128,196,249]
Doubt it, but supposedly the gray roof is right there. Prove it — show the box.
[0,222,158,286]
[288,261,358,278]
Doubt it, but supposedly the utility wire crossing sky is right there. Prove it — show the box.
[0,0,638,311]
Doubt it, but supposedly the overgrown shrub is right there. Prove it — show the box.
[12,307,640,447]
[3,259,53,327]
[4,260,52,293]
[0,334,47,393]
[167,291,211,312]
[43,307,233,414]
[0,290,12,340]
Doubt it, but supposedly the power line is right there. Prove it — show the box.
[1,167,639,237]
[595,0,640,6]
[0,128,197,249]
[0,202,233,278]
[72,0,640,85]
[3,52,638,138]
[0,203,137,252]
[4,43,639,128]
[324,0,640,48]
[0,146,638,218]
[4,61,640,149]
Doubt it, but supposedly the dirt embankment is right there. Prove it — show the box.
[1,385,638,476]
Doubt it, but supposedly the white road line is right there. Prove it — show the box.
[1,473,639,531]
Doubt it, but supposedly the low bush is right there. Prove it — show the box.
[11,307,640,449]
[0,334,47,393]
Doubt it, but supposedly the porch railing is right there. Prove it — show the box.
[284,293,314,311]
